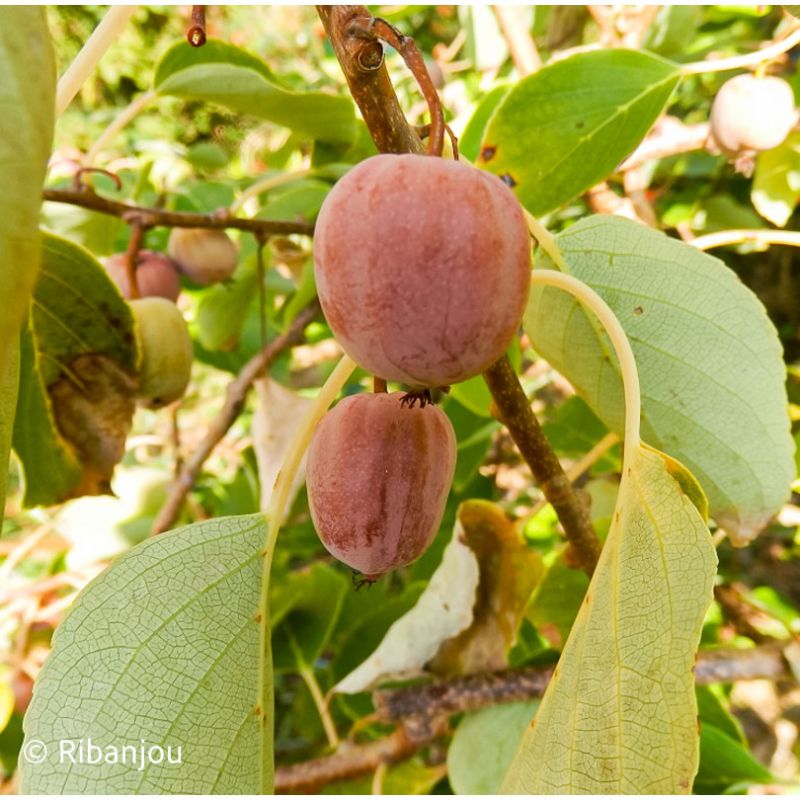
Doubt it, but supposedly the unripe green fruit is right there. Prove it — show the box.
[313,154,531,388]
[167,228,238,285]
[105,250,181,301]
[710,74,797,155]
[306,391,456,579]
[130,298,193,408]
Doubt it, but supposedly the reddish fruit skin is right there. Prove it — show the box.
[314,154,531,388]
[105,250,181,301]
[167,228,238,285]
[307,392,456,578]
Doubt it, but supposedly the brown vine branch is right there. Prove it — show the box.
[124,220,146,299]
[484,356,601,574]
[317,4,600,574]
[42,187,314,237]
[316,6,425,155]
[187,6,207,47]
[275,644,791,792]
[151,301,321,535]
[346,15,445,156]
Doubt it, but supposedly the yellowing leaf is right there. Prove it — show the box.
[501,446,717,794]
[430,500,542,676]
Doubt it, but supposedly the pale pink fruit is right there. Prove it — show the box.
[105,250,181,301]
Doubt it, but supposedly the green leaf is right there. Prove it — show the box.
[458,83,510,163]
[154,40,356,144]
[696,686,745,745]
[448,700,539,794]
[694,724,772,793]
[21,514,269,793]
[752,131,800,227]
[501,445,717,793]
[13,233,139,506]
[271,563,348,671]
[0,8,55,526]
[479,49,681,215]
[525,215,795,544]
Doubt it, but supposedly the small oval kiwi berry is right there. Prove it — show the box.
[710,73,798,156]
[105,250,181,301]
[313,153,531,388]
[130,297,193,408]
[306,391,456,579]
[167,228,239,285]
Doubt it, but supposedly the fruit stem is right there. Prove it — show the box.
[681,24,800,76]
[257,354,357,791]
[688,228,800,250]
[55,6,136,117]
[373,376,388,393]
[124,220,146,299]
[523,209,570,272]
[187,5,207,47]
[530,271,642,467]
[354,17,446,157]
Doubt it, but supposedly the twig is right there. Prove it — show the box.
[681,24,800,75]
[42,187,314,236]
[275,644,791,791]
[298,660,340,749]
[316,6,425,155]
[483,356,601,574]
[124,220,146,299]
[150,301,321,534]
[493,5,541,74]
[621,118,711,172]
[347,16,445,156]
[56,6,136,116]
[187,6,207,47]
[688,228,800,250]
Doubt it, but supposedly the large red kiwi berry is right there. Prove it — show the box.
[306,391,456,579]
[314,154,531,388]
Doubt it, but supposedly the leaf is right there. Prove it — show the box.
[695,686,745,745]
[448,700,539,794]
[154,40,356,144]
[430,501,542,676]
[13,233,139,506]
[501,445,717,793]
[752,131,800,227]
[694,724,772,793]
[527,548,590,650]
[21,514,269,793]
[0,9,55,526]
[252,378,316,514]
[458,83,510,163]
[479,50,681,215]
[271,563,348,671]
[334,510,481,694]
[525,215,795,544]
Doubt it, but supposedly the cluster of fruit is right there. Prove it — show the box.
[105,229,238,408]
[306,154,531,578]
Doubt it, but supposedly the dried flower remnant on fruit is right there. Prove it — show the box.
[314,154,531,388]
[306,391,457,578]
